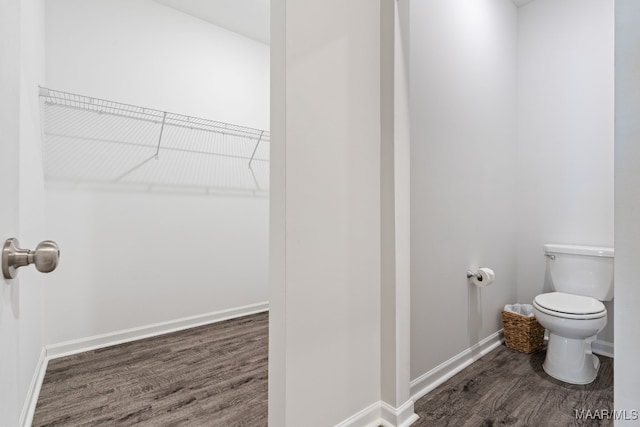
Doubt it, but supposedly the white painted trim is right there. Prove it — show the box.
[381,399,419,427]
[46,302,269,359]
[334,400,419,427]
[20,347,48,427]
[592,339,614,358]
[410,330,504,402]
[334,401,382,427]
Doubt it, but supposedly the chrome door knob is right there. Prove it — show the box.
[2,238,60,279]
[33,241,60,273]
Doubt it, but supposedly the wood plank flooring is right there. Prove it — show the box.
[413,345,614,427]
[33,312,268,427]
[34,315,614,427]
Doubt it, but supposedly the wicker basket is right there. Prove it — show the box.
[501,310,545,353]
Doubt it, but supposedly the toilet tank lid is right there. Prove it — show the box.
[544,244,614,258]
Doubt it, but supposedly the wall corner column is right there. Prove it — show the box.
[380,0,417,425]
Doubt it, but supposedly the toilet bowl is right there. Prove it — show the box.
[534,244,613,385]
[533,292,607,384]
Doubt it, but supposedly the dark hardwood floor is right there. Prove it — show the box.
[34,315,613,427]
[33,312,268,427]
[413,345,614,427]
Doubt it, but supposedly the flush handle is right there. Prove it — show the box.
[2,238,60,279]
[545,254,556,260]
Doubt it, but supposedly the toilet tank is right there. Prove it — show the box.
[544,244,614,301]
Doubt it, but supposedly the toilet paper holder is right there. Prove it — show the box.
[466,268,496,287]
[466,270,481,280]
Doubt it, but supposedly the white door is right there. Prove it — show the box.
[0,0,24,423]
[1,0,48,425]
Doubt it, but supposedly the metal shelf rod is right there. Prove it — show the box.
[44,132,269,162]
[40,87,270,192]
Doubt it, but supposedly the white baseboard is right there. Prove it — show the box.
[592,339,614,358]
[380,399,419,427]
[410,329,504,402]
[45,301,269,359]
[20,347,48,427]
[335,400,419,427]
[334,401,382,427]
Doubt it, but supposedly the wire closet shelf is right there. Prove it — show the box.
[40,87,270,195]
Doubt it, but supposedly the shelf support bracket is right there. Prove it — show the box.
[249,164,261,191]
[113,155,157,182]
[248,130,264,167]
[155,112,167,159]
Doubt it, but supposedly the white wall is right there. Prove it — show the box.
[614,0,640,421]
[410,0,518,380]
[45,188,268,344]
[516,0,614,342]
[270,0,381,425]
[44,0,270,345]
[46,0,269,130]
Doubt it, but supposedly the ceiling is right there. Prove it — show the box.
[155,0,536,45]
[512,0,538,7]
[154,0,270,45]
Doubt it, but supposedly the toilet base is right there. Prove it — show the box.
[542,333,600,385]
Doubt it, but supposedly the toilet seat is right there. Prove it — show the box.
[534,292,606,320]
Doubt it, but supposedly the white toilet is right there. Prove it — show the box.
[532,244,614,385]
